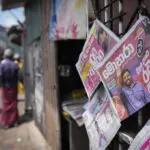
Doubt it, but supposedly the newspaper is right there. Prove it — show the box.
[83,85,121,150]
[76,19,120,98]
[49,0,88,40]
[76,117,84,127]
[128,119,150,150]
[63,104,85,120]
[98,16,150,120]
[62,97,87,126]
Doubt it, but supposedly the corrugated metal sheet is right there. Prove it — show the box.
[41,0,60,149]
[24,40,35,111]
[24,37,46,136]
[32,39,46,136]
[24,0,41,44]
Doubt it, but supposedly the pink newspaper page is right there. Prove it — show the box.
[129,119,150,150]
[76,19,120,98]
[98,16,150,120]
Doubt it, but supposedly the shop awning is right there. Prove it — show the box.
[1,0,27,10]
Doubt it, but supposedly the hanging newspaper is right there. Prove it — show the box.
[50,0,88,40]
[83,85,121,150]
[62,97,87,120]
[76,19,120,98]
[128,119,150,150]
[98,16,150,120]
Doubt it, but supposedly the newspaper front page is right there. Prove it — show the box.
[76,19,120,98]
[98,16,150,120]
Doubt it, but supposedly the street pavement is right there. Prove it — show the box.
[0,94,51,150]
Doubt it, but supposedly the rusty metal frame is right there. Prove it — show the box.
[92,0,150,35]
[98,0,118,14]
[92,0,126,36]
[104,12,126,24]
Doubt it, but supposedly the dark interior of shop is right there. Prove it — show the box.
[56,40,89,150]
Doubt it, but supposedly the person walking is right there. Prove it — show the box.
[0,49,20,129]
[14,53,24,94]
[14,53,23,71]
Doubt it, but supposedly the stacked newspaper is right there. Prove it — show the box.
[62,97,88,126]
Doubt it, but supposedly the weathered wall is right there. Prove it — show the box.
[24,36,46,135]
[24,0,42,111]
[24,40,34,111]
[41,0,61,149]
[32,39,46,135]
[24,0,60,149]
[25,0,41,45]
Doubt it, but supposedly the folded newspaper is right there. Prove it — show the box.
[82,85,121,150]
[62,97,87,126]
[128,119,150,150]
[76,19,120,98]
[98,16,150,120]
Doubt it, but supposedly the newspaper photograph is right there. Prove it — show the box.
[98,16,150,120]
[83,85,121,150]
[76,19,120,98]
[128,119,150,150]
